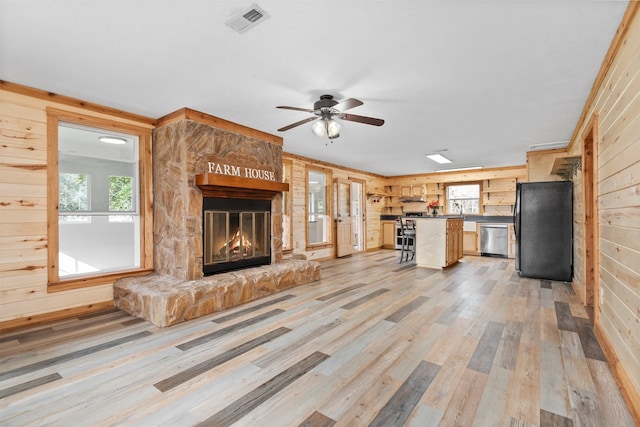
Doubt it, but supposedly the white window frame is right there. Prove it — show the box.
[446,182,482,215]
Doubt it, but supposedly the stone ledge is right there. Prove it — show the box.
[113,259,321,327]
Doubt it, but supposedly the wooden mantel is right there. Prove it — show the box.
[196,173,289,200]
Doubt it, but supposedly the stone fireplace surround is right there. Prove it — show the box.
[113,108,320,327]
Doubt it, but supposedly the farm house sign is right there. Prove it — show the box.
[206,161,277,182]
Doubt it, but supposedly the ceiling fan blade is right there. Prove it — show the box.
[276,106,316,113]
[334,98,363,112]
[277,116,318,132]
[337,113,385,126]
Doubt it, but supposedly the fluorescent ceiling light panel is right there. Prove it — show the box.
[437,166,483,172]
[426,154,452,164]
[528,140,569,151]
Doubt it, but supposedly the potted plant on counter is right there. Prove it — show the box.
[428,200,441,217]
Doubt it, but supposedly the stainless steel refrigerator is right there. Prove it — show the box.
[514,181,573,281]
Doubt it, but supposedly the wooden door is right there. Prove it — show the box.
[336,179,354,257]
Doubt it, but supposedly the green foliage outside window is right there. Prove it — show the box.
[59,173,88,212]
[109,176,133,211]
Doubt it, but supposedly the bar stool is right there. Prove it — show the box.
[399,217,416,263]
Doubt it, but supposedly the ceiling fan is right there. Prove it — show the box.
[277,94,384,140]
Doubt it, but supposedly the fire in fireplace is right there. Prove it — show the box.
[203,197,271,275]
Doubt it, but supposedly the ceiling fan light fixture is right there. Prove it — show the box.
[311,120,326,136]
[327,120,341,139]
[278,94,382,139]
[311,119,341,139]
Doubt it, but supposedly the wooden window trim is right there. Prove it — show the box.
[46,108,154,290]
[282,159,294,253]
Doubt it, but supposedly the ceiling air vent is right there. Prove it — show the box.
[226,4,269,33]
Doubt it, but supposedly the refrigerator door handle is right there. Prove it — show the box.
[513,188,519,240]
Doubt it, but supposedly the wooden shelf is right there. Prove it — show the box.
[195,173,289,199]
[551,156,581,179]
[483,192,515,206]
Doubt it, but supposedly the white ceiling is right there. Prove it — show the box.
[0,0,629,176]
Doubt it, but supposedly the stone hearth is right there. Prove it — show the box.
[114,258,319,327]
[113,108,320,327]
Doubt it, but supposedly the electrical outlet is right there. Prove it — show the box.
[599,288,604,306]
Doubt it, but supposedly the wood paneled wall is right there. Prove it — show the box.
[563,3,640,420]
[385,166,527,217]
[282,153,386,259]
[0,83,154,329]
[526,148,569,182]
[283,155,526,261]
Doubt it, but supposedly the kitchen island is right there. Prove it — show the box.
[414,216,464,269]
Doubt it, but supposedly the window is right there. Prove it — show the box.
[446,183,481,215]
[47,109,153,288]
[306,167,331,247]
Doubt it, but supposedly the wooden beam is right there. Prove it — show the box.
[196,173,289,200]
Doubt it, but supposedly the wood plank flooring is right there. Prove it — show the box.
[0,252,636,426]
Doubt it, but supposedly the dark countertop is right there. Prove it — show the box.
[380,214,513,224]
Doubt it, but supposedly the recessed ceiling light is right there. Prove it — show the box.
[99,136,127,145]
[426,154,452,164]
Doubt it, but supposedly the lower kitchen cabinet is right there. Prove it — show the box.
[381,220,396,249]
[414,217,464,269]
[446,218,464,265]
[463,231,478,254]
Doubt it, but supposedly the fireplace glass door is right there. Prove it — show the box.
[203,198,271,275]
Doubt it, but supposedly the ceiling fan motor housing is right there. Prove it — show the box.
[314,95,338,111]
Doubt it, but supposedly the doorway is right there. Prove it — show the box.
[335,178,366,257]
[582,113,599,322]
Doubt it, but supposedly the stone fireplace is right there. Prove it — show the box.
[113,108,320,327]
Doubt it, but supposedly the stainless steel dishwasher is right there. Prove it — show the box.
[480,224,509,258]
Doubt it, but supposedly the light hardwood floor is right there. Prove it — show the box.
[0,252,636,426]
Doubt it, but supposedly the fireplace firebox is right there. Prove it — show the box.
[203,197,271,275]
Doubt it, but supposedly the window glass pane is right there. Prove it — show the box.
[308,169,329,244]
[58,123,140,278]
[109,176,133,211]
[447,184,480,214]
[109,175,134,223]
[282,162,292,251]
[59,173,89,212]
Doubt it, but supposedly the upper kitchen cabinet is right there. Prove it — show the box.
[384,183,426,215]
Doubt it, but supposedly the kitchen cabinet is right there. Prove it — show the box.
[463,221,478,254]
[446,219,464,264]
[414,217,464,269]
[381,220,397,249]
[384,184,427,215]
[400,184,424,198]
